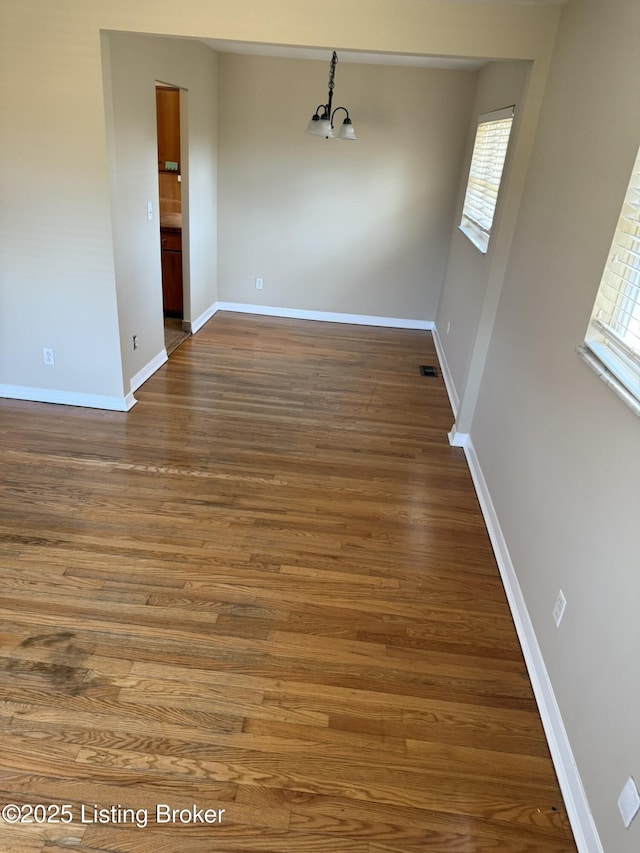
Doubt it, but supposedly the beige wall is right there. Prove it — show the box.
[19,1,640,845]
[103,32,218,386]
[437,60,531,408]
[465,1,640,850]
[0,0,559,404]
[218,54,475,319]
[0,7,124,402]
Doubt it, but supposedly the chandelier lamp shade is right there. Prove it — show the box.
[305,51,357,140]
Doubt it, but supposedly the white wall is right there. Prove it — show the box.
[460,0,640,850]
[103,32,218,389]
[218,54,476,320]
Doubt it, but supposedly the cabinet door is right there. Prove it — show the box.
[156,87,180,171]
[161,236,183,317]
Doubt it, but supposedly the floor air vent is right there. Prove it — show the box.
[419,365,438,377]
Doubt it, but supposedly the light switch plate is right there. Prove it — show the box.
[618,777,640,828]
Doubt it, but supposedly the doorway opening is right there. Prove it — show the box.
[155,83,190,355]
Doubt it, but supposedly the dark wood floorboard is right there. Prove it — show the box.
[0,313,576,852]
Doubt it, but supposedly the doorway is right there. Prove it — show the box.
[155,83,190,354]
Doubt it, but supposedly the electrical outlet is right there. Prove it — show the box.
[553,590,567,627]
[147,202,153,221]
[618,777,640,828]
[446,321,451,335]
[133,335,138,350]
[43,347,55,366]
[255,278,263,290]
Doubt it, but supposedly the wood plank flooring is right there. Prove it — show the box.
[0,313,576,852]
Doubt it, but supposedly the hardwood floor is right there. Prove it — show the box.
[0,313,576,852]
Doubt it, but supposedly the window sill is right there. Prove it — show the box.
[458,224,489,254]
[576,344,640,417]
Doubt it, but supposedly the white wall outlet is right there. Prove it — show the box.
[618,777,640,828]
[446,321,451,335]
[553,590,567,627]
[255,277,264,290]
[147,202,153,221]
[43,347,55,366]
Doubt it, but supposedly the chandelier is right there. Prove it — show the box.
[305,51,357,140]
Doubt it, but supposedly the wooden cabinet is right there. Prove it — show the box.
[157,85,183,318]
[156,87,180,172]
[160,227,183,317]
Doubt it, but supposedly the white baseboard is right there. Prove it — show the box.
[130,349,168,393]
[0,348,168,412]
[215,302,433,330]
[463,437,602,853]
[432,325,459,416]
[447,426,469,447]
[190,301,222,334]
[0,384,135,412]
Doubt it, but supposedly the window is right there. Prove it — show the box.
[581,144,640,412]
[459,106,515,253]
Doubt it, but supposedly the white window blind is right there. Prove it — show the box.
[583,145,640,407]
[459,106,515,253]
